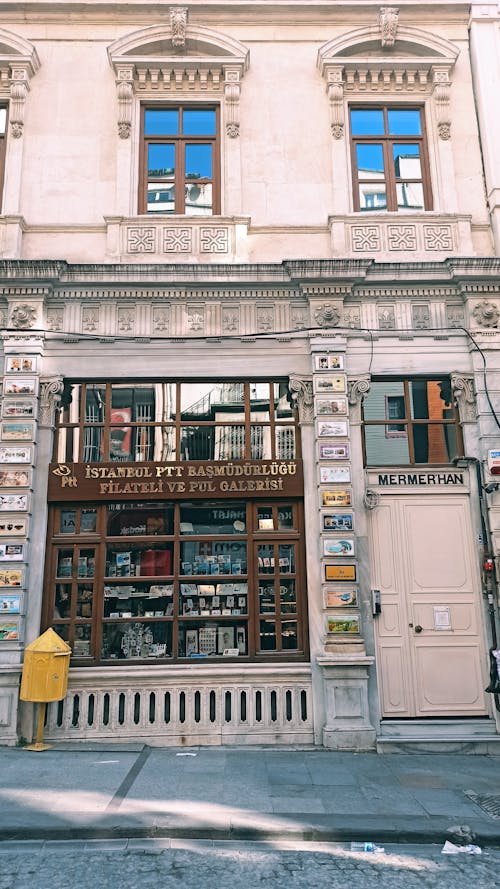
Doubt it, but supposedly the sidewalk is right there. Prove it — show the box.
[1,744,499,847]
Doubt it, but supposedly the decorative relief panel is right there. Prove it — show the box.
[163,227,192,254]
[378,306,396,329]
[412,304,431,329]
[117,308,135,333]
[188,308,205,332]
[337,217,462,258]
[222,308,240,333]
[46,308,64,332]
[257,307,274,332]
[200,227,229,253]
[152,308,170,333]
[82,307,99,332]
[472,300,499,328]
[127,227,156,254]
[120,222,237,260]
[445,304,465,329]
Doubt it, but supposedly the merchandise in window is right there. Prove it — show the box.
[140,106,220,215]
[362,378,462,465]
[350,106,432,212]
[44,500,307,664]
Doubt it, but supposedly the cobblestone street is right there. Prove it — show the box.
[0,840,499,889]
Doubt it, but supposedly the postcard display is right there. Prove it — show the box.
[0,355,37,644]
[314,354,360,640]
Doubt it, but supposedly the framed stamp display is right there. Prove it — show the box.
[322,489,351,507]
[322,512,353,532]
[323,538,355,557]
[0,446,32,464]
[325,588,357,608]
[0,567,23,587]
[325,563,356,582]
[315,397,348,416]
[1,422,34,441]
[319,466,351,485]
[3,378,38,396]
[314,354,344,371]
[0,620,21,641]
[4,356,37,374]
[0,470,31,488]
[0,593,22,613]
[318,442,350,461]
[326,614,360,634]
[0,517,27,536]
[2,399,37,420]
[0,543,24,561]
[314,376,346,394]
[0,493,29,512]
[317,420,349,438]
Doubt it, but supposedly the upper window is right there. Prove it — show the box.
[362,378,462,465]
[140,106,220,216]
[0,106,7,209]
[54,380,298,463]
[350,107,432,212]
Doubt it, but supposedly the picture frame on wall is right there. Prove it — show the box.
[217,625,235,653]
[322,489,352,507]
[326,614,360,634]
[325,588,358,608]
[0,470,31,488]
[314,355,344,371]
[0,593,22,614]
[315,397,348,416]
[0,446,32,464]
[0,422,34,442]
[0,621,21,641]
[0,543,24,561]
[317,420,349,438]
[319,466,351,485]
[325,564,356,582]
[318,442,350,461]
[3,378,38,396]
[0,494,29,512]
[323,538,355,557]
[322,512,354,532]
[1,399,37,420]
[314,376,346,394]
[4,356,37,374]
[0,567,23,587]
[0,517,27,537]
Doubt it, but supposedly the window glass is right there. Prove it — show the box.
[350,109,385,135]
[147,185,174,214]
[147,144,175,179]
[387,109,422,135]
[396,182,424,210]
[356,144,384,178]
[183,109,216,135]
[144,109,179,136]
[0,107,6,135]
[364,426,411,465]
[359,185,387,210]
[393,144,421,178]
[185,143,212,179]
[107,503,173,537]
[180,503,246,535]
[185,183,212,216]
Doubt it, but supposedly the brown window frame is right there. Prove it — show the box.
[350,104,433,213]
[362,377,463,466]
[138,104,221,215]
[42,499,308,666]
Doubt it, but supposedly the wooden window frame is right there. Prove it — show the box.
[42,499,308,666]
[350,105,433,213]
[362,377,463,466]
[138,104,221,216]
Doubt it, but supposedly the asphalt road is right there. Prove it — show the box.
[0,839,499,889]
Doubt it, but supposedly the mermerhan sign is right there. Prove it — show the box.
[377,471,465,486]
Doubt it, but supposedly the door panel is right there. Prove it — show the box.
[370,495,488,717]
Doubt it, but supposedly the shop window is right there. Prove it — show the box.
[54,380,298,463]
[362,378,462,465]
[139,106,220,216]
[44,500,307,664]
[350,106,432,212]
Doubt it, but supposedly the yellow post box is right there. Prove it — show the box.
[20,628,71,751]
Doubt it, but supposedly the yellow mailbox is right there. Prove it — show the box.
[20,628,71,702]
[20,628,71,751]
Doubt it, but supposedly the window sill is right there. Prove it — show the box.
[329,212,473,260]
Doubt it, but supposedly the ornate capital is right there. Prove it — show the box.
[326,66,345,140]
[432,67,452,141]
[314,303,341,328]
[39,378,64,428]
[379,7,399,49]
[473,300,499,328]
[451,373,476,424]
[9,66,31,139]
[224,66,242,138]
[170,7,188,48]
[348,375,371,424]
[288,376,314,425]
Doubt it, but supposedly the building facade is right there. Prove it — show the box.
[0,1,499,751]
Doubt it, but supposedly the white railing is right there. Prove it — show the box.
[44,664,314,746]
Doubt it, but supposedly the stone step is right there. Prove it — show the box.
[379,719,496,738]
[377,735,500,755]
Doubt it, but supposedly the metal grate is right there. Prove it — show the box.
[464,790,500,819]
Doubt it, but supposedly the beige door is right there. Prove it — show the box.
[370,495,488,717]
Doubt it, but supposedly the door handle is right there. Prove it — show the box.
[414,625,423,634]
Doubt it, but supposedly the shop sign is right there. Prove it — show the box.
[48,460,303,502]
[367,470,466,488]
